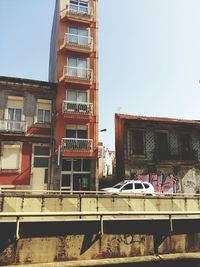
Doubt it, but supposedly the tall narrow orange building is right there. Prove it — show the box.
[49,0,98,191]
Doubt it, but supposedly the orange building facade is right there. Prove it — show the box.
[49,0,99,191]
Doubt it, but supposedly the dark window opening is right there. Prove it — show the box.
[134,183,143,190]
[132,130,145,155]
[155,132,168,160]
[122,184,133,190]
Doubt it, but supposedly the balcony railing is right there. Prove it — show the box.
[0,119,27,132]
[61,138,93,151]
[153,150,198,161]
[63,66,92,81]
[64,33,93,49]
[66,3,93,17]
[62,101,93,115]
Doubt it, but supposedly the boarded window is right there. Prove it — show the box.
[1,144,21,170]
[132,130,144,155]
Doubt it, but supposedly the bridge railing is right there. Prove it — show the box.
[1,210,200,240]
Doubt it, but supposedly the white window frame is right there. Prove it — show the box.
[35,99,52,124]
[5,96,24,121]
[0,142,22,171]
[66,89,88,103]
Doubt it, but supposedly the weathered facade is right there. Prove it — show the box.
[0,76,56,190]
[115,113,200,193]
[49,0,99,191]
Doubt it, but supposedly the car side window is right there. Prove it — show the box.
[134,183,143,190]
[122,183,133,190]
[143,183,150,189]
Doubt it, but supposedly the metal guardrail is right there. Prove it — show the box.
[64,33,93,48]
[62,100,93,115]
[63,66,93,80]
[61,138,93,151]
[1,189,200,197]
[66,3,93,17]
[0,119,27,132]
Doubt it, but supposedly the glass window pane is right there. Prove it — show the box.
[68,27,78,44]
[78,29,88,37]
[62,174,71,187]
[68,57,77,67]
[8,108,14,120]
[62,159,71,171]
[15,109,22,121]
[66,129,76,138]
[134,183,143,189]
[44,110,50,123]
[69,27,78,34]
[34,157,49,168]
[38,109,43,122]
[78,59,87,69]
[77,130,87,139]
[34,146,50,155]
[73,159,81,171]
[123,184,133,190]
[77,92,87,102]
[73,174,90,191]
[83,159,90,171]
[67,90,77,101]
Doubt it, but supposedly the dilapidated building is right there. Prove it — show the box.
[115,113,200,193]
[0,76,56,190]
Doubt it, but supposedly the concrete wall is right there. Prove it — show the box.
[1,195,200,265]
[1,194,200,217]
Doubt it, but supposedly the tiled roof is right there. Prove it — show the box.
[115,113,200,126]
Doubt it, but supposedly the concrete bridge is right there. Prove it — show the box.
[0,191,200,266]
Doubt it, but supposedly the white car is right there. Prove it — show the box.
[101,180,155,195]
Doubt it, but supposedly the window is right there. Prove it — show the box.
[132,130,145,155]
[62,159,71,171]
[180,133,191,159]
[7,108,22,131]
[123,183,133,190]
[66,125,88,139]
[33,146,49,168]
[65,90,89,113]
[69,0,89,15]
[5,96,24,131]
[68,57,88,78]
[36,99,51,123]
[134,183,143,190]
[155,132,168,159]
[67,90,87,103]
[1,144,21,170]
[68,27,89,46]
[143,183,150,189]
[61,159,91,190]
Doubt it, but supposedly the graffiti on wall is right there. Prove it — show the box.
[132,174,177,193]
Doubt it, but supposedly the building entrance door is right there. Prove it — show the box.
[31,145,49,192]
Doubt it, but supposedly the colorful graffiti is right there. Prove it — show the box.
[133,174,177,193]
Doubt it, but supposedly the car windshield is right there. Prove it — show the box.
[113,181,127,189]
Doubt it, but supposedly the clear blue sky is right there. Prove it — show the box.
[1,0,200,150]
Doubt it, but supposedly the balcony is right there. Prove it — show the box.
[62,101,93,115]
[0,120,27,132]
[60,3,93,24]
[60,33,93,53]
[61,138,93,151]
[61,66,93,85]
